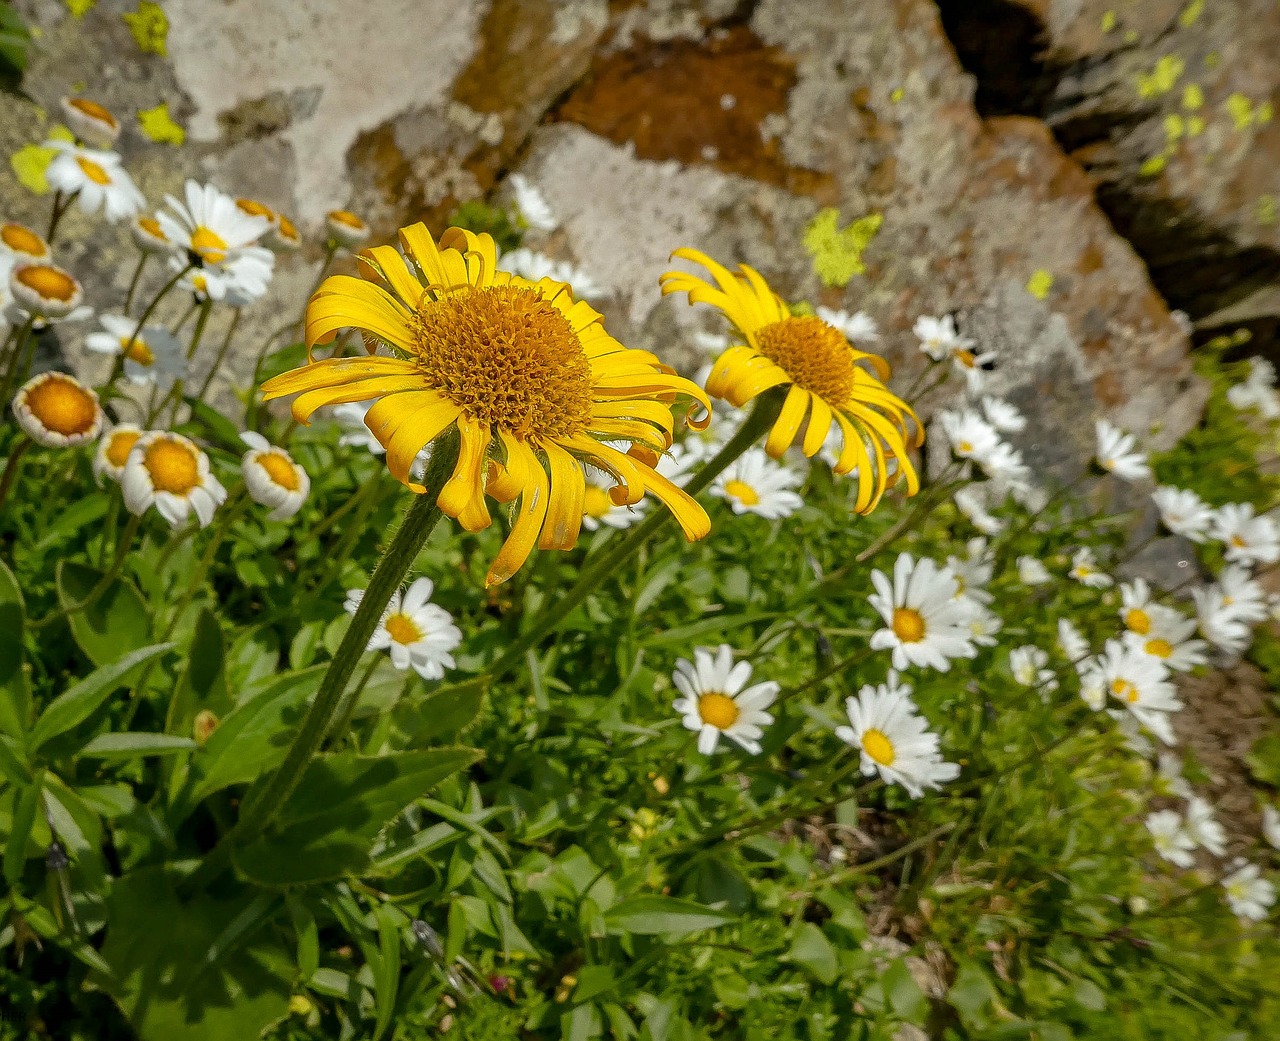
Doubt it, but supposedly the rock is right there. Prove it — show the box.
[940,0,1280,344]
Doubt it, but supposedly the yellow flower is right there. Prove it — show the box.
[261,223,713,586]
[660,249,921,513]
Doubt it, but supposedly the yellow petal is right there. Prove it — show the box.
[766,385,809,457]
[364,391,461,491]
[290,374,426,423]
[261,356,418,401]
[304,277,415,354]
[539,440,585,550]
[357,245,427,310]
[486,439,548,587]
[437,414,492,531]
[802,394,834,458]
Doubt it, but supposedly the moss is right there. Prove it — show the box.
[1181,84,1204,111]
[802,209,882,288]
[1100,11,1117,32]
[1139,153,1169,177]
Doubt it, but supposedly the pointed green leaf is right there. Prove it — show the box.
[79,733,197,758]
[56,561,151,667]
[0,558,30,743]
[603,896,734,938]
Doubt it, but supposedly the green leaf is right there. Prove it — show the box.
[882,956,927,1021]
[0,2,32,83]
[0,558,30,744]
[1247,731,1280,788]
[168,608,229,736]
[4,774,41,886]
[179,396,244,454]
[257,342,308,384]
[233,747,480,886]
[79,733,197,759]
[603,896,733,938]
[784,922,837,985]
[95,866,291,1041]
[373,905,402,1039]
[397,677,486,742]
[56,561,151,667]
[28,643,173,752]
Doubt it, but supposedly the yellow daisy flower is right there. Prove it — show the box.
[660,249,921,513]
[261,223,713,586]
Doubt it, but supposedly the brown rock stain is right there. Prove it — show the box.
[553,26,835,197]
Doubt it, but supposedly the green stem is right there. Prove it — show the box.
[32,514,141,628]
[122,254,149,315]
[0,437,32,515]
[46,190,77,244]
[0,316,37,406]
[130,262,194,363]
[327,654,384,748]
[482,392,784,684]
[195,309,242,401]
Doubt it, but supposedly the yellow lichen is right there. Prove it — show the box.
[138,103,185,145]
[890,87,904,103]
[1178,0,1203,28]
[122,1,168,56]
[802,208,882,288]
[1164,114,1185,144]
[1026,270,1054,300]
[1182,84,1203,110]
[1100,11,1117,32]
[1139,153,1169,177]
[10,125,75,194]
[1226,93,1255,131]
[1137,55,1185,99]
[1187,115,1206,137]
[1258,196,1278,227]
[1259,102,1273,125]
[65,0,96,17]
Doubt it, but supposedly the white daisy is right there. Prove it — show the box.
[671,644,778,756]
[1151,486,1214,543]
[1095,419,1150,482]
[130,214,175,255]
[1017,555,1051,585]
[1262,805,1280,851]
[977,441,1032,492]
[12,371,103,448]
[158,180,274,287]
[940,410,1000,463]
[713,448,803,520]
[913,314,972,362]
[1123,605,1208,672]
[815,306,878,343]
[980,396,1026,433]
[45,142,144,223]
[122,431,227,529]
[1185,796,1227,857]
[508,173,557,233]
[1076,660,1107,711]
[1146,810,1196,868]
[1211,503,1280,567]
[172,249,274,306]
[84,314,185,388]
[1226,358,1280,419]
[346,578,461,681]
[0,222,51,267]
[1057,618,1089,664]
[1193,565,1268,654]
[1153,752,1193,800]
[8,262,85,321]
[93,424,144,484]
[267,214,303,252]
[954,483,1005,535]
[240,432,310,520]
[966,607,1003,647]
[59,96,121,147]
[330,400,385,456]
[869,554,979,672]
[1009,645,1056,690]
[325,209,371,249]
[834,671,959,798]
[949,342,998,393]
[946,537,993,605]
[500,247,604,300]
[1069,547,1113,588]
[1222,860,1276,921]
[1119,578,1158,635]
[1097,638,1181,745]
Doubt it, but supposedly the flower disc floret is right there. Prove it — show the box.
[10,263,83,318]
[0,222,51,263]
[14,371,103,447]
[94,424,143,482]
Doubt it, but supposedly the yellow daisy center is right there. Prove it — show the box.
[75,155,112,186]
[190,226,229,264]
[755,315,854,404]
[1111,678,1140,703]
[120,337,155,366]
[957,440,974,454]
[15,264,77,302]
[384,612,422,645]
[1125,608,1151,634]
[328,209,365,229]
[697,691,739,730]
[862,728,896,766]
[258,451,300,491]
[236,198,274,220]
[25,376,97,435]
[277,215,299,240]
[583,484,613,519]
[1,223,46,257]
[145,439,200,495]
[106,430,140,468]
[891,607,926,643]
[137,216,166,240]
[412,284,592,439]
[1145,639,1173,659]
[1229,535,1246,548]
[953,348,977,368]
[724,479,760,506]
[68,97,117,126]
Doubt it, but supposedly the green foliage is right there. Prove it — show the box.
[0,2,31,90]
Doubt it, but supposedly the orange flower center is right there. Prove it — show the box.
[25,376,98,435]
[328,209,365,229]
[755,315,855,404]
[236,198,274,219]
[1111,678,1140,704]
[953,348,977,368]
[891,607,926,643]
[120,337,155,366]
[144,439,200,494]
[75,155,112,186]
[583,484,613,519]
[724,479,760,506]
[277,215,299,240]
[861,728,896,766]
[697,692,739,729]
[1,223,47,257]
[190,226,229,264]
[106,429,141,468]
[258,451,300,490]
[413,284,592,440]
[68,97,117,127]
[137,216,165,240]
[1125,608,1151,635]
[1229,535,1246,548]
[384,612,422,645]
[15,264,78,302]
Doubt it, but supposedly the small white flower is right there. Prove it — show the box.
[1123,605,1208,672]
[1151,486,1214,543]
[1185,796,1227,857]
[501,246,604,299]
[159,180,274,288]
[0,222,51,266]
[1226,358,1280,419]
[954,482,1006,535]
[713,448,803,519]
[913,314,971,361]
[869,554,979,672]
[672,644,778,755]
[1192,565,1268,654]
[45,142,144,223]
[1009,645,1055,689]
[940,410,1000,463]
[1057,618,1089,663]
[834,671,959,797]
[325,209,370,249]
[60,96,121,147]
[980,396,1026,433]
[1017,555,1051,585]
[977,441,1032,491]
[122,431,227,529]
[508,173,557,232]
[8,262,85,320]
[1076,662,1107,711]
[93,424,144,484]
[1211,503,1280,567]
[946,537,993,605]
[266,214,303,252]
[347,579,461,681]
[1069,547,1113,588]
[950,344,998,392]
[966,607,1003,646]
[130,214,175,255]
[1119,578,1158,635]
[85,314,185,388]
[692,329,730,354]
[1262,805,1280,851]
[1147,810,1196,868]
[240,431,310,520]
[13,371,103,448]
[172,249,274,306]
[1222,860,1276,921]
[1095,419,1150,482]
[331,400,385,455]
[1153,752,1193,800]
[1097,639,1181,745]
[816,306,879,343]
